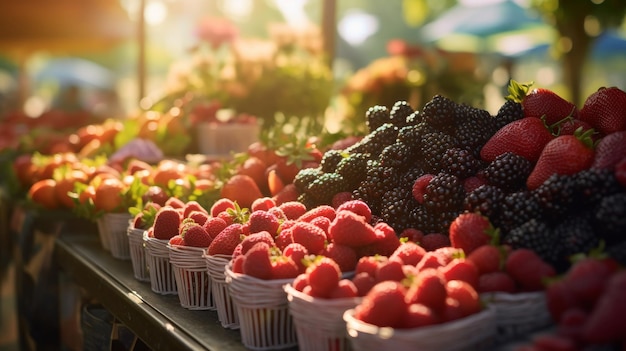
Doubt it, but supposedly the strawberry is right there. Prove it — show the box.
[467,244,503,275]
[449,212,494,255]
[231,254,245,273]
[579,86,626,135]
[441,297,465,323]
[290,221,327,255]
[562,256,619,308]
[419,233,450,252]
[445,280,480,317]
[438,259,479,289]
[203,216,228,240]
[210,198,236,217]
[309,215,331,234]
[182,223,212,248]
[356,222,401,257]
[152,206,181,240]
[270,255,300,280]
[183,200,207,218]
[267,206,287,221]
[411,173,434,204]
[165,197,185,209]
[582,270,626,344]
[526,130,595,190]
[507,80,578,125]
[238,156,269,195]
[335,199,372,223]
[169,235,184,246]
[328,210,377,247]
[375,257,406,283]
[328,279,359,299]
[240,231,275,255]
[531,333,578,351]
[591,131,626,170]
[415,251,448,271]
[283,242,309,273]
[480,117,554,163]
[306,256,341,297]
[220,174,263,209]
[186,210,209,226]
[545,279,580,322]
[207,223,244,255]
[355,255,387,277]
[247,210,280,235]
[390,241,426,266]
[292,273,308,291]
[405,268,447,312]
[274,226,294,251]
[242,242,273,280]
[615,157,626,187]
[401,303,439,329]
[351,272,377,297]
[277,201,307,220]
[272,182,299,205]
[322,242,357,272]
[354,280,408,328]
[331,191,353,209]
[505,248,556,292]
[477,271,516,293]
[399,228,424,244]
[250,197,276,212]
[297,205,337,223]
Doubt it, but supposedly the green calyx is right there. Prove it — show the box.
[505,79,535,103]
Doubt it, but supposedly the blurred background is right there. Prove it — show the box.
[0,0,625,130]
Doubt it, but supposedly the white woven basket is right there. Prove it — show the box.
[96,217,110,251]
[205,253,239,329]
[285,284,362,351]
[144,236,177,295]
[480,291,552,344]
[225,264,297,350]
[168,245,214,310]
[101,213,133,260]
[127,225,150,282]
[343,305,497,351]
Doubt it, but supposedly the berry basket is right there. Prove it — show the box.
[343,305,497,351]
[100,212,133,260]
[225,264,297,351]
[284,284,362,351]
[127,225,150,282]
[480,291,552,344]
[204,252,239,329]
[96,216,111,252]
[168,244,214,310]
[144,236,177,295]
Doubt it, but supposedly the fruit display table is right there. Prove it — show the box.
[54,229,258,351]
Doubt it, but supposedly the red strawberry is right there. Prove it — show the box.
[438,259,479,289]
[250,197,276,212]
[272,183,299,205]
[582,270,626,344]
[328,279,359,299]
[242,242,273,280]
[322,242,357,272]
[507,81,578,125]
[231,254,245,273]
[477,271,517,293]
[309,215,331,234]
[277,201,307,220]
[152,206,181,240]
[354,280,408,328]
[165,197,185,209]
[399,228,424,244]
[526,131,595,190]
[247,210,280,235]
[186,210,209,226]
[210,198,236,217]
[405,268,447,312]
[336,199,372,223]
[207,223,244,255]
[183,200,207,218]
[351,272,377,297]
[411,174,434,204]
[182,223,212,248]
[331,191,354,209]
[356,222,401,257]
[355,255,387,277]
[557,118,595,137]
[297,205,337,223]
[480,117,554,163]
[390,241,426,266]
[591,131,626,170]
[449,212,494,255]
[274,226,294,251]
[615,157,626,187]
[290,221,327,255]
[505,248,556,292]
[292,273,308,291]
[401,303,439,329]
[375,257,406,283]
[306,256,341,298]
[546,279,580,322]
[445,280,480,317]
[169,235,184,246]
[240,231,275,255]
[270,256,300,280]
[467,244,503,275]
[532,333,578,351]
[328,210,377,247]
[203,216,228,240]
[562,257,619,308]
[419,233,450,252]
[579,86,626,135]
[415,251,448,271]
[283,242,309,273]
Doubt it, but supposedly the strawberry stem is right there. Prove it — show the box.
[505,79,534,103]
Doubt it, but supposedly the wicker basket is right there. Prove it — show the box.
[285,284,361,351]
[101,213,133,260]
[225,264,297,350]
[144,236,177,295]
[205,253,239,329]
[169,244,214,310]
[480,291,552,344]
[96,217,110,251]
[343,305,497,351]
[127,226,150,282]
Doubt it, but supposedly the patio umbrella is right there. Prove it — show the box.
[504,30,626,59]
[33,58,116,90]
[419,0,553,54]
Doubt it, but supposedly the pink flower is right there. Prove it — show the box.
[195,17,239,50]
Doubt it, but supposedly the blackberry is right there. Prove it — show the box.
[572,168,622,209]
[592,192,626,244]
[336,152,369,189]
[480,152,532,192]
[494,100,524,130]
[380,186,418,232]
[353,161,397,213]
[389,100,414,128]
[503,219,563,270]
[293,167,323,193]
[496,190,543,236]
[533,174,577,222]
[366,105,390,132]
[405,110,422,126]
[306,172,347,205]
[410,205,440,234]
[463,184,504,220]
[454,104,497,156]
[419,131,458,173]
[355,123,398,158]
[379,142,412,169]
[402,166,426,187]
[553,213,599,265]
[297,192,317,210]
[441,147,482,179]
[421,95,457,134]
[320,149,345,173]
[423,172,465,215]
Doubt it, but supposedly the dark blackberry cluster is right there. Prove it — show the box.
[503,219,563,269]
[421,95,457,134]
[423,172,465,214]
[463,184,504,220]
[365,105,390,132]
[388,100,414,128]
[441,147,482,179]
[494,99,524,130]
[480,152,532,192]
[336,153,369,189]
[320,149,344,173]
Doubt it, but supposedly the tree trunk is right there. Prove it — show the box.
[556,19,592,107]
